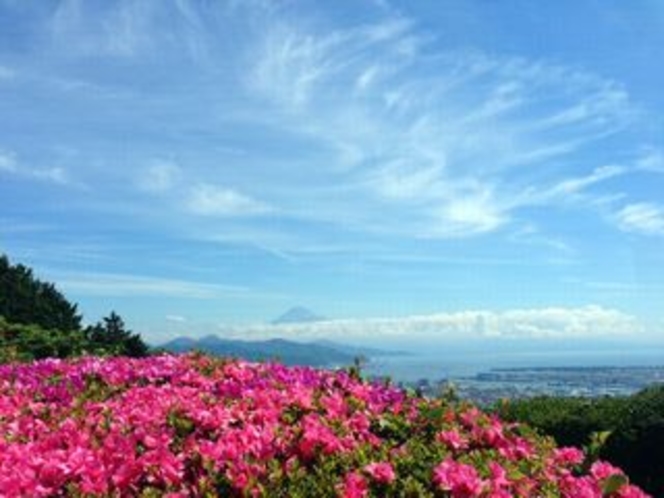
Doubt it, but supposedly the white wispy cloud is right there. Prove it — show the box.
[533,80,631,130]
[250,18,416,109]
[31,166,71,185]
[549,165,626,196]
[0,65,15,80]
[134,160,275,222]
[0,150,17,172]
[636,149,664,173]
[101,1,153,57]
[186,184,271,217]
[508,224,575,256]
[14,2,656,251]
[0,149,76,186]
[137,159,182,193]
[242,12,641,239]
[513,164,628,209]
[615,203,664,236]
[50,0,154,58]
[51,271,248,299]
[220,305,642,340]
[583,280,664,293]
[0,219,56,235]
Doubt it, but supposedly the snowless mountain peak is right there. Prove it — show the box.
[271,306,325,325]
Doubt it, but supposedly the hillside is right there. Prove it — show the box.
[0,354,650,497]
[159,335,355,367]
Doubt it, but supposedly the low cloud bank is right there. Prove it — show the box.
[219,305,642,341]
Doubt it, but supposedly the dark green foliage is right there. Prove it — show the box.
[494,395,629,447]
[0,317,89,362]
[0,254,81,331]
[493,387,664,496]
[86,311,149,358]
[1,254,150,361]
[603,386,664,496]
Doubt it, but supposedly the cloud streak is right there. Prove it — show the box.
[0,65,14,80]
[13,2,654,246]
[50,271,248,299]
[0,148,77,186]
[137,160,182,193]
[615,203,664,236]
[186,184,271,217]
[0,150,17,172]
[1,1,661,333]
[240,11,643,240]
[50,0,155,58]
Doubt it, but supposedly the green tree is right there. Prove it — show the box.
[1,254,151,362]
[1,317,89,362]
[493,388,664,496]
[0,254,81,331]
[603,386,664,496]
[86,311,149,357]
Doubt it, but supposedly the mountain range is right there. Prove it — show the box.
[159,335,355,367]
[158,308,407,367]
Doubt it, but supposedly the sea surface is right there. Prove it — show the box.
[364,347,664,383]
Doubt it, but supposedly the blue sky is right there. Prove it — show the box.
[1,0,663,345]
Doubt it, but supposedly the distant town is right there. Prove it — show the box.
[387,366,664,405]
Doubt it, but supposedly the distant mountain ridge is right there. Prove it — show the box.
[158,306,407,367]
[159,335,354,367]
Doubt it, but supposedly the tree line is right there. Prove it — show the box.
[1,254,149,362]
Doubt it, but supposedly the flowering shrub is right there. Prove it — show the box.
[0,354,650,497]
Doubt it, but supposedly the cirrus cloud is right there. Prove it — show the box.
[50,271,248,299]
[186,184,271,217]
[242,10,643,240]
[137,160,182,193]
[615,203,664,236]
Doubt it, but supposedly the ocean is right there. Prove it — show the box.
[363,347,664,383]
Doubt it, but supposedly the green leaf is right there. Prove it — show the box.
[602,473,628,496]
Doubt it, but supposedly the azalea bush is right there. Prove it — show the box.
[0,354,650,497]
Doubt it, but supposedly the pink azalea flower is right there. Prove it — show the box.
[560,475,602,498]
[364,462,396,484]
[433,459,485,497]
[488,461,510,489]
[555,447,585,466]
[437,429,468,451]
[618,484,651,498]
[590,460,623,480]
[339,471,369,498]
[0,354,651,497]
[487,490,513,498]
